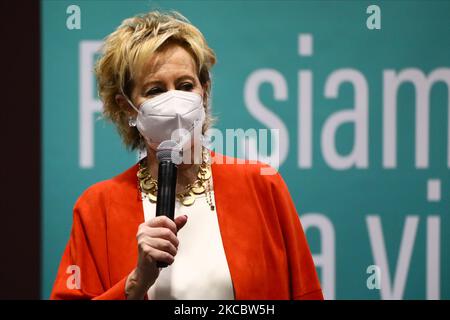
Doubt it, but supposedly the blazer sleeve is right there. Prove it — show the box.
[50,189,128,300]
[271,173,324,300]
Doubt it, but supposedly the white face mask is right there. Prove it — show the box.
[125,90,206,149]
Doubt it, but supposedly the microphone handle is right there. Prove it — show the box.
[155,160,177,268]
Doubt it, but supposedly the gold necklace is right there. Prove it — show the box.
[137,149,215,210]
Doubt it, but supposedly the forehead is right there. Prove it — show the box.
[139,44,197,82]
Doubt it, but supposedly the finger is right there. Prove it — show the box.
[138,226,179,248]
[145,247,175,265]
[146,216,177,234]
[175,215,188,231]
[145,237,177,256]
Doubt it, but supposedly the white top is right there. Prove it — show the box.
[142,174,235,300]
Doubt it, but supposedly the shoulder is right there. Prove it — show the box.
[73,162,139,217]
[211,151,286,192]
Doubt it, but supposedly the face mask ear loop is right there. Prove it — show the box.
[120,87,140,114]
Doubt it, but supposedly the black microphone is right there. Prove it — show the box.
[155,140,180,268]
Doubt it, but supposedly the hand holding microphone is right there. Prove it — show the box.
[126,141,185,298]
[127,214,187,299]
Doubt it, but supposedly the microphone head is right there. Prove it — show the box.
[157,140,182,164]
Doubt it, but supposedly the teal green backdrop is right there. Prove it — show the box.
[42,0,450,299]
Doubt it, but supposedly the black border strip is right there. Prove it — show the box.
[0,0,41,299]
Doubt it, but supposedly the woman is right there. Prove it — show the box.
[50,11,323,300]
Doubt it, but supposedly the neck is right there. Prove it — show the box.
[145,145,202,194]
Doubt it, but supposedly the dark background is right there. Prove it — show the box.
[0,1,40,299]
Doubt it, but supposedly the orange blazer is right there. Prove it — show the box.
[50,152,323,300]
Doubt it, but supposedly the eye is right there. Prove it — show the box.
[145,87,164,96]
[179,82,194,91]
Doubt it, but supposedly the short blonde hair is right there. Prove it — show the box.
[95,11,217,150]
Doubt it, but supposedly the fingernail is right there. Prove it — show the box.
[184,215,188,220]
